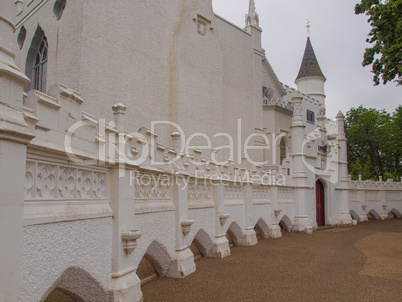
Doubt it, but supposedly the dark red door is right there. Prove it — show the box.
[316,179,325,226]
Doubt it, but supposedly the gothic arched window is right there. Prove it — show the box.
[262,86,274,105]
[25,26,48,93]
[33,36,48,92]
[280,138,286,165]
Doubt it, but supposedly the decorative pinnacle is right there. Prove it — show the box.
[336,110,345,119]
[307,19,311,37]
[245,0,259,27]
[249,0,256,15]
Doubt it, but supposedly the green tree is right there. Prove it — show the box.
[345,105,401,180]
[355,0,402,85]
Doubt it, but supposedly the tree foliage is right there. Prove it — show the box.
[345,105,401,180]
[355,0,402,85]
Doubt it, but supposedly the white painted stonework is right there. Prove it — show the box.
[0,1,401,301]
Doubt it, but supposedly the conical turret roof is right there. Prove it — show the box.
[295,37,326,82]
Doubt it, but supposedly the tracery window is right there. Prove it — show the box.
[262,86,274,105]
[25,26,48,93]
[280,138,286,165]
[33,36,48,92]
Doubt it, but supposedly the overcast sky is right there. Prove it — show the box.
[212,0,401,119]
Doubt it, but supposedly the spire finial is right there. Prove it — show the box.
[307,19,311,37]
[245,0,259,28]
[249,0,256,14]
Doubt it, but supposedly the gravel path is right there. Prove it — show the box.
[142,219,402,302]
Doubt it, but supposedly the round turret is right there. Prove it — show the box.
[295,37,326,105]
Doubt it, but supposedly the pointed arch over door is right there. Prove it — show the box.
[316,179,325,226]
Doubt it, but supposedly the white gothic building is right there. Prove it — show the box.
[0,0,401,301]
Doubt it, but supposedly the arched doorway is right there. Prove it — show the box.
[316,179,325,226]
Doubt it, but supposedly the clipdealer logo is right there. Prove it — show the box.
[64,119,288,186]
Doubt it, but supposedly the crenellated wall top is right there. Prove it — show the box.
[349,178,402,190]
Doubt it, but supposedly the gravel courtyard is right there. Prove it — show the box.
[142,219,402,302]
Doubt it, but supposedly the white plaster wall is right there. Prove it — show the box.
[262,109,276,136]
[349,201,362,217]
[269,108,292,135]
[365,201,383,217]
[186,207,216,246]
[14,0,183,144]
[302,97,322,136]
[15,0,266,164]
[250,204,271,227]
[277,203,295,224]
[173,7,225,159]
[387,201,402,212]
[20,217,112,302]
[262,108,292,166]
[282,86,321,135]
[78,0,183,142]
[348,195,402,220]
[132,211,176,268]
[174,13,263,163]
[262,59,283,101]
[331,187,343,222]
[223,204,246,233]
[304,173,317,220]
